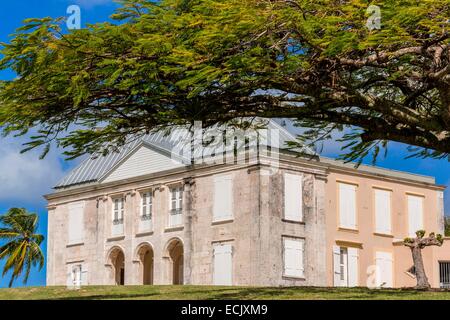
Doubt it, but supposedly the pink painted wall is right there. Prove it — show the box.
[325,169,447,288]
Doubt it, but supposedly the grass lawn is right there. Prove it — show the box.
[1,285,450,300]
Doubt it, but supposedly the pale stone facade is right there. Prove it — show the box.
[46,131,448,288]
[46,156,329,287]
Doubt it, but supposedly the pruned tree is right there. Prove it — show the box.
[404,230,444,290]
[0,0,448,162]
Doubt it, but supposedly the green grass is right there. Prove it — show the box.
[1,285,450,300]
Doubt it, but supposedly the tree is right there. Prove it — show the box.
[0,0,448,162]
[404,230,444,290]
[0,208,45,287]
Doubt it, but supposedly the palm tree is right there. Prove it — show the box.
[0,208,45,287]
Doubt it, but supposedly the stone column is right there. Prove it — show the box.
[96,196,108,285]
[246,166,262,286]
[255,167,273,286]
[304,175,327,286]
[182,177,195,285]
[46,207,56,286]
[152,186,167,285]
[124,191,136,285]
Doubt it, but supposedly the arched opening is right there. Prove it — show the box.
[108,247,125,285]
[166,239,184,285]
[137,244,154,285]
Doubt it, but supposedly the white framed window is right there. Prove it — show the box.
[338,182,357,229]
[139,191,153,232]
[213,243,233,285]
[333,245,358,287]
[407,194,424,237]
[213,175,233,222]
[68,201,85,245]
[282,237,305,278]
[112,197,125,236]
[340,247,348,285]
[374,189,392,234]
[66,263,88,288]
[141,191,153,219]
[284,173,303,222]
[169,186,183,227]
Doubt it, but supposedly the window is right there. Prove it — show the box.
[407,194,424,237]
[112,197,125,236]
[374,189,392,234]
[66,264,87,287]
[338,183,357,229]
[71,264,82,288]
[140,191,153,232]
[213,243,233,285]
[213,175,233,222]
[141,191,153,219]
[283,237,305,278]
[375,251,393,287]
[439,262,450,289]
[169,186,183,227]
[68,202,84,245]
[333,246,358,287]
[284,173,303,222]
[339,248,348,283]
[113,197,125,223]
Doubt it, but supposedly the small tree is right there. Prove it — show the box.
[404,230,444,290]
[0,208,45,287]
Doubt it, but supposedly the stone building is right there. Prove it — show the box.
[45,120,449,288]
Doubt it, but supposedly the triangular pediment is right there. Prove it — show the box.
[101,143,185,183]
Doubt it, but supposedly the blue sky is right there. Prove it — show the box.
[0,0,119,288]
[0,0,449,288]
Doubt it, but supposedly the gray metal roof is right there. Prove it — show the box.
[320,157,436,185]
[55,119,312,189]
[54,118,439,190]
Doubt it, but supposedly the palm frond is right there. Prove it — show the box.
[0,208,45,287]
[3,241,26,275]
[0,228,20,239]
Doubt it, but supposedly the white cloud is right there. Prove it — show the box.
[0,137,67,205]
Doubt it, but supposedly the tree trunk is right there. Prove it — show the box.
[411,246,431,289]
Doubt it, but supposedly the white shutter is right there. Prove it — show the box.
[213,244,233,285]
[283,238,305,278]
[68,202,84,244]
[120,198,125,220]
[113,197,125,221]
[142,192,148,216]
[376,252,393,287]
[81,264,88,286]
[66,264,83,288]
[347,248,359,287]
[375,189,392,234]
[333,245,342,286]
[408,195,424,237]
[66,265,73,287]
[213,175,233,221]
[284,173,303,222]
[339,183,357,229]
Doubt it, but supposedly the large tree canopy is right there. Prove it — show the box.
[0,0,448,162]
